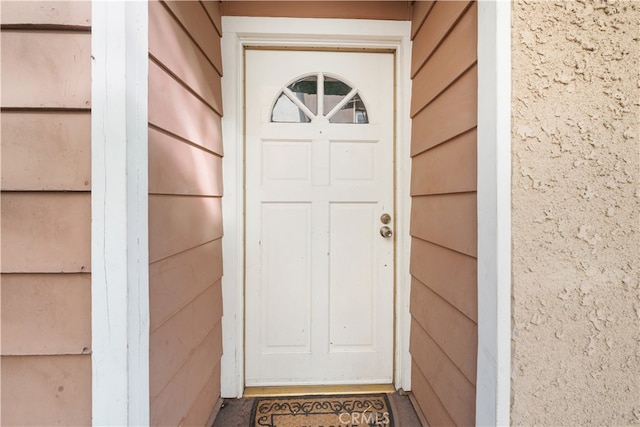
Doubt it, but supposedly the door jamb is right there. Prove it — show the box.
[220,17,413,398]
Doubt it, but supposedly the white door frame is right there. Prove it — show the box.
[219,7,512,425]
[220,17,414,398]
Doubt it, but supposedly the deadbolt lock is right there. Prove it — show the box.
[380,213,391,224]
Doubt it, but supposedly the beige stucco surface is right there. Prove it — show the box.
[511,1,639,425]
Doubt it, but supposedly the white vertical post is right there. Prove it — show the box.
[91,1,149,424]
[477,1,512,426]
[396,32,414,393]
[220,27,246,398]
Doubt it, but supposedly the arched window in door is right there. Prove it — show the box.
[271,73,369,124]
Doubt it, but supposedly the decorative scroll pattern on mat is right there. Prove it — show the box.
[250,394,394,427]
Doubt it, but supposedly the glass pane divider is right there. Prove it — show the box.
[283,87,316,121]
[325,88,358,121]
[318,72,324,119]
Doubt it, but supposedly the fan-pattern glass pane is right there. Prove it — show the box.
[288,76,318,115]
[329,93,368,124]
[271,93,311,123]
[270,74,368,124]
[324,76,352,116]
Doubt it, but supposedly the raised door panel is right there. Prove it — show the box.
[261,203,312,351]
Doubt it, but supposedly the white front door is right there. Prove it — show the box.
[245,49,395,386]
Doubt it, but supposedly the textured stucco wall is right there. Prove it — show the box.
[511,1,639,425]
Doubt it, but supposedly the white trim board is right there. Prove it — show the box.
[477,1,512,426]
[91,1,149,425]
[220,16,413,398]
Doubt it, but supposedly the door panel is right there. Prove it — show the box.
[245,49,394,385]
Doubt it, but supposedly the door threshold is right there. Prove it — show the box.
[244,384,395,397]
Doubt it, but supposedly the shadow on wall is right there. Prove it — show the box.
[146,1,225,425]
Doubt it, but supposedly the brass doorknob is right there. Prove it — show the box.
[380,226,393,238]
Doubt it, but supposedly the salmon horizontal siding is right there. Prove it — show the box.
[149,60,223,153]
[149,128,223,196]
[411,360,455,426]
[182,362,222,426]
[411,129,477,196]
[149,1,222,111]
[1,3,92,425]
[148,1,224,424]
[0,355,91,426]
[162,1,223,74]
[411,278,477,384]
[411,65,477,156]
[410,193,477,258]
[0,1,91,28]
[410,320,475,426]
[410,0,471,78]
[1,192,91,273]
[149,241,223,331]
[410,1,434,39]
[1,112,91,191]
[201,1,222,36]
[409,2,477,424]
[150,283,222,399]
[1,274,91,355]
[1,31,90,109]
[410,238,477,322]
[150,325,223,425]
[411,2,477,115]
[148,195,223,263]
[221,1,411,20]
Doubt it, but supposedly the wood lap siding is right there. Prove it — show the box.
[0,2,92,425]
[221,1,411,20]
[148,1,224,425]
[409,2,478,426]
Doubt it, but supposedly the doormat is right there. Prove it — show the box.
[250,393,394,427]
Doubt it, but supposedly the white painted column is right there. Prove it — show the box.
[477,1,512,426]
[91,1,149,425]
[220,27,246,398]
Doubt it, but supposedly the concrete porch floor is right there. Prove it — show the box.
[211,391,425,426]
